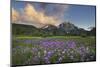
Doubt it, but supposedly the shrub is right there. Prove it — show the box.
[80,34,87,37]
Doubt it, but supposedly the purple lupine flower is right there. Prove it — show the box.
[41,40,66,47]
[46,51,54,57]
[62,49,67,54]
[77,46,86,56]
[44,57,50,64]
[67,41,76,48]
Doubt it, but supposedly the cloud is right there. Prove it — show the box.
[23,4,61,26]
[12,8,19,22]
[37,3,69,18]
[12,3,67,28]
[46,4,69,19]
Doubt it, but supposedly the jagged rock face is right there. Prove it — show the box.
[41,25,59,36]
[43,25,58,31]
[59,22,79,34]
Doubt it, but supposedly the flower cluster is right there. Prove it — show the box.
[12,38,96,65]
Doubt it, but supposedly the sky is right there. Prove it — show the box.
[12,1,96,30]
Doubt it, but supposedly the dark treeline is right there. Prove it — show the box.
[12,22,96,37]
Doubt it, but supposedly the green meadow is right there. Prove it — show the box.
[12,36,96,65]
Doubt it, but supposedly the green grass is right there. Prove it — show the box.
[12,36,96,65]
[13,36,95,39]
